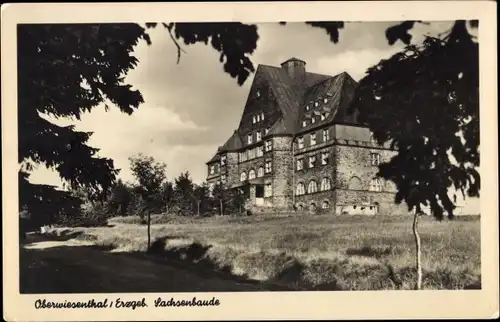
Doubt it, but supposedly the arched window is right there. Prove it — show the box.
[240,172,247,182]
[296,182,306,196]
[248,169,256,180]
[369,178,383,192]
[348,176,362,190]
[257,167,264,177]
[308,180,318,194]
[320,178,331,191]
[322,201,330,209]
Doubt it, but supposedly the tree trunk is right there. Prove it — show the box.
[413,206,422,290]
[197,200,200,216]
[220,198,223,216]
[147,211,151,252]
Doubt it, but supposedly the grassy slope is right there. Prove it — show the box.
[47,214,481,290]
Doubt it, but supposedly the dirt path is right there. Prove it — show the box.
[20,234,286,293]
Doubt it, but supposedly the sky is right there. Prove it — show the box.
[28,21,480,214]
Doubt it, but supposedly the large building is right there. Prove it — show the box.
[206,58,406,215]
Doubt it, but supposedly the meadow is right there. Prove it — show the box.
[46,213,481,290]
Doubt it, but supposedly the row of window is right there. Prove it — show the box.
[296,128,330,149]
[296,178,332,195]
[239,141,272,162]
[247,128,271,144]
[305,97,329,111]
[240,161,272,181]
[296,152,329,170]
[301,112,329,128]
[213,151,381,176]
[296,200,330,211]
[252,112,265,124]
[295,177,384,195]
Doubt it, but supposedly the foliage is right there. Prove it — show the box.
[351,20,479,219]
[129,154,167,216]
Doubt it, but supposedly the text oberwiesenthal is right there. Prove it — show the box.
[35,297,221,310]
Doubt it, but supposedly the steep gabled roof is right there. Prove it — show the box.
[219,130,244,152]
[256,64,334,136]
[295,72,358,134]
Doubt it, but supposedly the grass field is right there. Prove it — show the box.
[46,213,481,290]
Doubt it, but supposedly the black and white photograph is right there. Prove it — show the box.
[2,1,498,321]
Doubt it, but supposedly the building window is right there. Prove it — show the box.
[264,184,272,197]
[256,131,262,142]
[296,158,303,171]
[239,151,247,162]
[310,132,317,146]
[321,113,326,121]
[324,98,328,104]
[265,140,272,152]
[298,137,304,149]
[321,152,329,165]
[305,105,310,111]
[261,112,265,120]
[256,146,264,157]
[221,174,226,184]
[256,114,261,122]
[257,167,264,177]
[370,153,381,166]
[369,178,383,192]
[314,101,319,107]
[256,89,261,98]
[302,120,307,127]
[308,180,318,194]
[321,178,331,191]
[209,165,215,175]
[240,172,247,182]
[311,117,316,124]
[265,127,270,135]
[247,133,253,144]
[322,201,330,209]
[248,148,256,160]
[265,161,272,173]
[296,182,306,196]
[309,155,316,168]
[249,169,256,180]
[220,155,226,166]
[323,128,330,141]
[252,115,256,124]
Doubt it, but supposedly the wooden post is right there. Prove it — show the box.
[413,205,422,290]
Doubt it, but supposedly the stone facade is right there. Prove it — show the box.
[206,58,405,215]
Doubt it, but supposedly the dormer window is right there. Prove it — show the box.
[256,131,262,142]
[265,127,270,135]
[261,112,265,120]
[302,120,307,127]
[321,113,326,121]
[247,133,253,144]
[314,101,319,107]
[221,155,227,166]
[311,117,316,124]
[256,114,261,122]
[324,98,328,104]
[305,105,310,111]
[252,115,256,124]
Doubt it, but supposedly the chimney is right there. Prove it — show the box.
[280,57,306,81]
